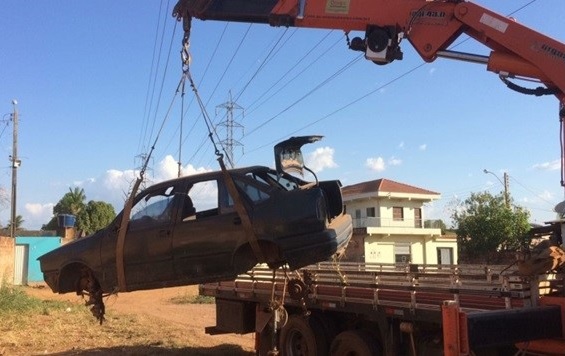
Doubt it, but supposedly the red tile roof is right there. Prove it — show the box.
[342,178,439,196]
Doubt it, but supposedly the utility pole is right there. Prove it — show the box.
[216,91,244,168]
[503,172,510,208]
[483,169,510,208]
[10,100,20,239]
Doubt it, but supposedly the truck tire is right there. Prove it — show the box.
[310,313,338,345]
[257,324,277,356]
[330,330,382,356]
[279,315,329,356]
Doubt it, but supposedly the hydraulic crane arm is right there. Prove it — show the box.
[174,0,565,100]
[173,0,565,181]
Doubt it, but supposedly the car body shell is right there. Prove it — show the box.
[39,165,352,294]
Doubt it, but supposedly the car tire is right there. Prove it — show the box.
[76,267,106,324]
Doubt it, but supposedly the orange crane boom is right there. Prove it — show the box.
[173,0,565,180]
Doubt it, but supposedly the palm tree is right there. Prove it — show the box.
[7,215,24,231]
[67,187,86,216]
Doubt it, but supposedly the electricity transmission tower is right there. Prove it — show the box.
[216,91,244,167]
[134,153,154,189]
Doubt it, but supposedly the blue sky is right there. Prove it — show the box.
[1,0,564,230]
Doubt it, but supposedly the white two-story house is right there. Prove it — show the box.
[341,178,458,265]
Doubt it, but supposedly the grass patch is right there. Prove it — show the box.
[0,285,255,355]
[169,294,215,305]
[0,283,68,315]
[0,283,41,313]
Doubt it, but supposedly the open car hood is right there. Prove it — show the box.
[274,135,323,176]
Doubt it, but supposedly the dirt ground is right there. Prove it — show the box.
[5,284,255,355]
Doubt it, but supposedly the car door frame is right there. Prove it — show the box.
[105,179,189,291]
[171,174,251,284]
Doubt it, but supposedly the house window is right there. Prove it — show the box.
[394,243,411,264]
[355,209,361,219]
[437,247,453,265]
[366,207,375,217]
[414,208,422,227]
[393,207,404,221]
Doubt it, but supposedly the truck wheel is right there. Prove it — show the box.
[330,330,382,356]
[311,313,338,345]
[257,325,276,356]
[279,315,329,356]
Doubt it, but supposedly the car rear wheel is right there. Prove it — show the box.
[75,267,106,324]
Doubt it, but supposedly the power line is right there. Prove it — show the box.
[177,23,254,167]
[139,0,174,155]
[191,29,337,165]
[234,27,290,103]
[245,54,363,139]
[174,0,540,168]
[248,60,423,153]
[186,30,346,167]
[508,175,556,208]
[163,23,231,163]
[243,0,540,152]
[241,31,339,120]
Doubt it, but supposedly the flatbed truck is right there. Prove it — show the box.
[200,261,565,355]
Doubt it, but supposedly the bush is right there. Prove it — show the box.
[0,284,41,313]
[0,283,66,315]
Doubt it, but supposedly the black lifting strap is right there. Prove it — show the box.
[179,10,265,265]
[217,156,266,264]
[116,173,144,292]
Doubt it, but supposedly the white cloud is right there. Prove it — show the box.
[521,190,554,206]
[24,203,54,229]
[366,157,385,172]
[419,144,427,151]
[24,156,212,229]
[538,190,553,201]
[305,147,338,173]
[156,155,181,181]
[533,160,560,171]
[388,157,402,166]
[398,141,405,149]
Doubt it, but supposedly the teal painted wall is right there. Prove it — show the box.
[15,236,61,282]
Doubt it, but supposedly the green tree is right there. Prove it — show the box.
[451,191,531,261]
[83,201,116,234]
[42,187,116,235]
[55,187,87,216]
[43,187,87,231]
[7,215,24,231]
[424,219,447,234]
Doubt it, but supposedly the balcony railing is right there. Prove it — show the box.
[353,216,424,229]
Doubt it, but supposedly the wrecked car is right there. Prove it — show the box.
[38,136,352,322]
